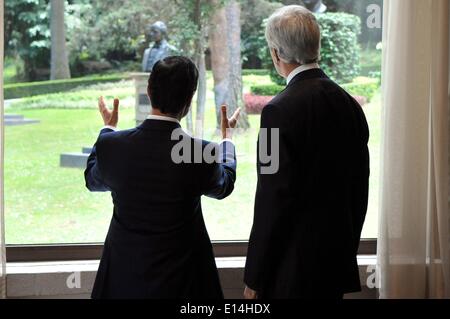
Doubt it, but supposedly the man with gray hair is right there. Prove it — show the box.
[244,5,370,299]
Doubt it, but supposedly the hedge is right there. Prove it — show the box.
[248,77,379,115]
[244,93,273,115]
[341,77,380,102]
[250,84,284,96]
[242,69,270,76]
[251,77,379,101]
[4,74,126,99]
[317,13,362,84]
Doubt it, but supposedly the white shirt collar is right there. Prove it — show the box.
[286,63,320,85]
[146,114,180,124]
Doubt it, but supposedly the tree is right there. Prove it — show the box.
[50,0,71,79]
[241,0,282,68]
[193,0,209,138]
[209,0,249,130]
[4,0,50,81]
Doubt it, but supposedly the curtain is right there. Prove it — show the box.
[0,0,6,299]
[378,0,450,299]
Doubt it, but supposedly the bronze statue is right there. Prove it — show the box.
[303,0,327,13]
[142,21,176,72]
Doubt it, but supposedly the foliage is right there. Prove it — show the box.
[66,1,167,71]
[5,0,219,80]
[250,84,284,96]
[8,81,134,110]
[4,74,125,99]
[249,76,379,103]
[244,93,274,115]
[360,48,382,77]
[66,0,217,73]
[324,0,383,46]
[240,0,282,68]
[316,13,362,83]
[242,69,270,76]
[4,0,51,81]
[247,76,379,114]
[341,77,380,102]
[3,57,21,84]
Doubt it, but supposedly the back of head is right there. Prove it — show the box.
[265,5,321,65]
[147,56,199,118]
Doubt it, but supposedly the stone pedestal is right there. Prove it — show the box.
[60,147,92,169]
[4,114,40,126]
[131,73,152,126]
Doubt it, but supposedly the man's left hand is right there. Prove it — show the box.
[244,285,258,299]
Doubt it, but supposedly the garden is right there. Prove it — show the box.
[3,0,383,244]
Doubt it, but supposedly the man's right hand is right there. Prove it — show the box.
[221,105,241,139]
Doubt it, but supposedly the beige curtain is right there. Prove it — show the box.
[0,0,6,299]
[378,0,450,299]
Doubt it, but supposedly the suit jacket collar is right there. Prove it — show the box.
[137,119,181,131]
[286,68,329,88]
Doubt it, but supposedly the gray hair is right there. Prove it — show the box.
[265,5,321,65]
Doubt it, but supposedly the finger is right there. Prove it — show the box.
[221,105,228,122]
[221,105,228,130]
[231,107,241,121]
[113,98,120,114]
[98,96,106,112]
[229,107,241,128]
[229,107,241,122]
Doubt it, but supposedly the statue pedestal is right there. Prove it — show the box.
[131,73,151,126]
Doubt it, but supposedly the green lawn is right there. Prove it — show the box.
[4,74,380,244]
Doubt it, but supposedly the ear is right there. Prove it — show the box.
[273,48,281,63]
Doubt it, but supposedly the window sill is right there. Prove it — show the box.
[6,256,378,299]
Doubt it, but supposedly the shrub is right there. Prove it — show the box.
[341,77,380,102]
[251,76,379,102]
[9,81,134,110]
[360,48,382,77]
[4,74,126,99]
[246,77,378,115]
[265,12,362,85]
[317,13,361,84]
[242,69,270,76]
[250,84,284,96]
[244,93,274,115]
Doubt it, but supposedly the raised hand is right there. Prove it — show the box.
[221,105,241,139]
[244,285,258,300]
[98,96,120,128]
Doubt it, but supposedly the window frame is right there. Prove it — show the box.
[2,1,380,265]
[5,239,377,262]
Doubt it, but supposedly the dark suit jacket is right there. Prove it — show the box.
[85,119,236,299]
[244,69,370,298]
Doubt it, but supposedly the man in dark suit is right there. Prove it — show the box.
[244,5,370,299]
[85,56,240,299]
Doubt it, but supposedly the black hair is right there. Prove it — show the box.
[147,56,199,118]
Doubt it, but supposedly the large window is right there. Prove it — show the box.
[3,0,382,246]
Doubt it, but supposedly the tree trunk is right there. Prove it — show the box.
[209,0,249,130]
[209,3,230,129]
[225,0,249,129]
[50,0,71,80]
[194,0,207,138]
[195,47,207,138]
